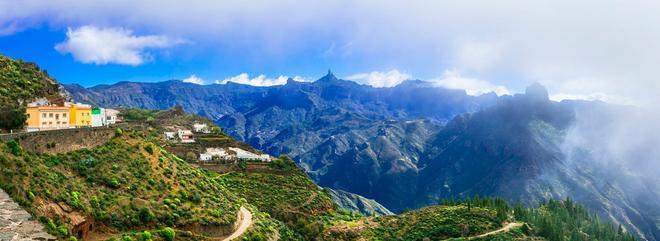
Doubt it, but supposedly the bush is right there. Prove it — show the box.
[115,128,124,137]
[108,177,120,188]
[6,139,22,156]
[238,159,248,169]
[139,207,155,223]
[122,235,134,241]
[46,142,56,149]
[140,231,152,241]
[144,144,154,155]
[159,227,175,241]
[268,155,297,170]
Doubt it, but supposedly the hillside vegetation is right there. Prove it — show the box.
[321,197,636,241]
[0,129,247,240]
[0,54,69,131]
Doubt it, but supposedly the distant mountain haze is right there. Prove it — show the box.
[66,72,660,241]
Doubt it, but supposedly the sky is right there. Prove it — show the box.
[1,0,660,106]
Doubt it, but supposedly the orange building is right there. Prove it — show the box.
[67,103,92,127]
[25,105,70,131]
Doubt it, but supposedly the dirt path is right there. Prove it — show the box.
[301,191,318,207]
[222,206,253,241]
[468,222,523,239]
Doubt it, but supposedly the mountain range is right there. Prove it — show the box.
[66,72,660,240]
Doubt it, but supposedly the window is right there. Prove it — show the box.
[63,113,67,117]
[26,114,30,118]
[42,113,46,118]
[49,113,53,118]
[55,114,59,119]
[62,122,67,125]
[56,121,60,124]
[42,122,46,126]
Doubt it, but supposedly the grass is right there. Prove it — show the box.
[0,130,242,240]
[322,205,504,241]
[219,169,336,223]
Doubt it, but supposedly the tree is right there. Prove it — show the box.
[0,103,26,131]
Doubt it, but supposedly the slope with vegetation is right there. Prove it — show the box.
[0,54,70,131]
[68,76,660,240]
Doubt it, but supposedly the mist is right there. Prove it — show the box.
[562,103,660,179]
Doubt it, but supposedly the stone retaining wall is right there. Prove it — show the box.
[0,124,131,154]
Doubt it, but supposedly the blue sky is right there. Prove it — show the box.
[1,0,660,106]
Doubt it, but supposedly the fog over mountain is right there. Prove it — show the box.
[65,73,660,240]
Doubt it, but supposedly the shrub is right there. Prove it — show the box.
[108,177,120,188]
[6,139,22,156]
[268,155,297,170]
[115,128,124,137]
[139,207,155,223]
[159,227,175,241]
[144,144,154,155]
[46,142,56,149]
[122,235,134,241]
[238,159,247,169]
[90,195,100,209]
[57,225,69,236]
[140,231,152,241]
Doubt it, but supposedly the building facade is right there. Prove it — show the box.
[105,109,120,124]
[25,106,70,131]
[91,107,106,127]
[68,103,92,127]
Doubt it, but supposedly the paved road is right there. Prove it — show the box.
[0,189,55,241]
[222,206,253,241]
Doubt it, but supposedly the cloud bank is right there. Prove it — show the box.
[179,73,308,86]
[54,25,183,65]
[216,73,308,86]
[345,70,411,88]
[182,75,205,85]
[3,0,660,105]
[430,70,510,96]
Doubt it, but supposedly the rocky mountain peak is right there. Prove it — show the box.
[525,82,549,101]
[318,69,338,82]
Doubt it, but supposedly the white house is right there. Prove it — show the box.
[91,107,106,127]
[164,132,176,140]
[229,147,271,162]
[105,109,120,124]
[177,129,195,143]
[193,123,210,133]
[199,153,213,162]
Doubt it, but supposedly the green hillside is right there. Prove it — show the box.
[0,54,639,241]
[0,54,69,131]
[0,130,245,240]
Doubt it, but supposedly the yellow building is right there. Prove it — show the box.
[68,103,92,127]
[25,105,71,131]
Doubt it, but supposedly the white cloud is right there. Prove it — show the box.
[550,93,634,106]
[182,74,205,85]
[54,25,183,65]
[345,70,412,88]
[215,73,308,86]
[5,1,660,105]
[430,70,510,96]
